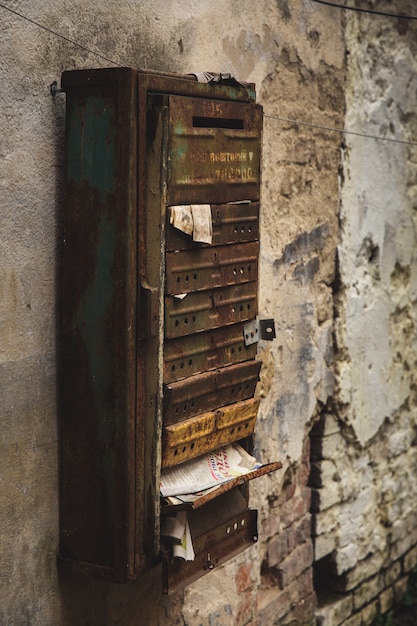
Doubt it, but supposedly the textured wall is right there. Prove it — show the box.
[1,1,343,624]
[313,3,417,625]
[6,1,414,625]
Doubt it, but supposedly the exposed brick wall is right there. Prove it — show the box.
[258,438,316,625]
[311,411,417,625]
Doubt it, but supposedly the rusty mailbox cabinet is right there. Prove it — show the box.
[58,67,280,591]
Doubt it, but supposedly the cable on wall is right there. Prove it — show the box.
[263,113,417,147]
[2,1,417,148]
[0,2,124,67]
[310,0,417,20]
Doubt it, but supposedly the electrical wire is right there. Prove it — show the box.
[0,2,123,67]
[2,1,417,148]
[263,113,417,147]
[310,0,417,20]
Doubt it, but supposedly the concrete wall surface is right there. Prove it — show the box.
[1,1,416,625]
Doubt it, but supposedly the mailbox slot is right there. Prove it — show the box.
[161,489,257,595]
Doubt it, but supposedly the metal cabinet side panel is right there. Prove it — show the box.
[59,69,138,581]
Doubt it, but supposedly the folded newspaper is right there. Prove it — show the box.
[160,510,195,561]
[160,443,259,499]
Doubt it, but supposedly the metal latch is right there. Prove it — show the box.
[244,318,276,346]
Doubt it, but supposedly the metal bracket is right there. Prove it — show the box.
[244,318,276,346]
[243,320,259,346]
[259,319,276,341]
[50,80,64,96]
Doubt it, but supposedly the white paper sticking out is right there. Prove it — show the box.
[191,204,212,244]
[161,511,195,561]
[172,513,195,561]
[169,205,193,236]
[168,204,213,244]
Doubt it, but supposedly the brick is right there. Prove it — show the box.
[236,592,256,626]
[359,600,378,624]
[336,543,360,575]
[277,541,314,588]
[390,529,417,561]
[382,560,401,587]
[315,594,353,625]
[379,586,395,614]
[403,544,417,573]
[257,587,291,625]
[262,510,281,541]
[280,494,310,528]
[394,576,408,603]
[301,435,311,463]
[315,533,336,561]
[266,532,289,568]
[298,458,311,489]
[342,612,362,626]
[281,591,316,625]
[286,567,314,607]
[334,552,386,592]
[313,507,339,536]
[287,515,312,553]
[352,574,384,611]
[311,483,340,513]
[236,561,253,594]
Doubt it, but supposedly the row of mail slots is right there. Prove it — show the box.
[58,66,280,592]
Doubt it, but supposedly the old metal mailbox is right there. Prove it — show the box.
[58,67,280,590]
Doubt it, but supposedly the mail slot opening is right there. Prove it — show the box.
[192,116,244,129]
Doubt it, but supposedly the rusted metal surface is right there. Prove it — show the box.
[166,201,259,250]
[161,398,260,467]
[163,322,258,383]
[167,96,262,205]
[165,241,259,295]
[164,281,258,339]
[59,68,138,581]
[163,360,261,425]
[162,509,257,594]
[59,66,279,590]
[161,489,257,594]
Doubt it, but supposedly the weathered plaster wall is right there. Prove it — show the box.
[338,7,417,446]
[1,2,344,625]
[312,3,417,625]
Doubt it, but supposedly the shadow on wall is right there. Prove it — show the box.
[58,564,185,625]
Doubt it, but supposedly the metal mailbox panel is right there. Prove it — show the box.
[163,322,257,383]
[165,242,259,295]
[163,360,261,425]
[167,96,262,205]
[164,281,258,339]
[161,397,260,467]
[162,507,257,594]
[166,202,259,251]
